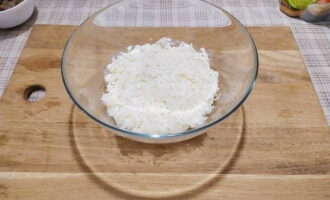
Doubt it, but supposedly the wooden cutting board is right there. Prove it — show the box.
[0,25,329,200]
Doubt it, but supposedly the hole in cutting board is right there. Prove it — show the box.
[24,85,46,102]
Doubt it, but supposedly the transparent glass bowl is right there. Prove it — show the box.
[61,0,258,143]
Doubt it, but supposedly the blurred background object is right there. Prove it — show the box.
[288,0,316,9]
[0,0,35,28]
[280,0,330,22]
[280,0,305,17]
[301,2,330,21]
[0,0,24,11]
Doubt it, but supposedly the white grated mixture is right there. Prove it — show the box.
[102,38,219,134]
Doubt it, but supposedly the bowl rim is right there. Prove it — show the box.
[61,1,259,140]
[0,0,32,14]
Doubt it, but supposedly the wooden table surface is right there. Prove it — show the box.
[0,25,329,200]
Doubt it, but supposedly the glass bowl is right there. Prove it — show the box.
[61,0,258,143]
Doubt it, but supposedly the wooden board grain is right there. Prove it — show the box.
[0,25,329,200]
